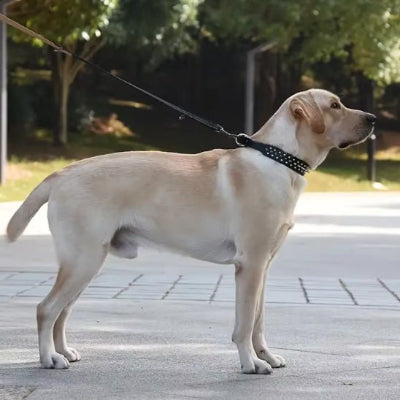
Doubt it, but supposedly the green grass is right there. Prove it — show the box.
[1,129,399,202]
[1,159,72,202]
[2,130,156,202]
[307,148,400,191]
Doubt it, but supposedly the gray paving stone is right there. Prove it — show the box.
[137,274,179,284]
[117,293,162,300]
[172,286,214,293]
[165,294,211,301]
[0,272,15,281]
[212,294,235,302]
[129,285,170,292]
[307,291,349,298]
[81,287,122,298]
[0,285,34,297]
[342,278,399,306]
[2,272,400,307]
[0,385,36,400]
[309,299,353,305]
[5,272,53,282]
[180,277,221,284]
[16,286,51,297]
[91,273,140,287]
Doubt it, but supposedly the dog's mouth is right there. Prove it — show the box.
[338,127,375,150]
[338,141,353,149]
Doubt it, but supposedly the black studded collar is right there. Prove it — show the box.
[235,134,311,176]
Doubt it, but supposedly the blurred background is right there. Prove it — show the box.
[1,0,400,199]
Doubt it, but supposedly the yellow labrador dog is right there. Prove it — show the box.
[7,89,375,374]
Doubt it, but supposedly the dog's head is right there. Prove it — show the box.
[289,89,375,150]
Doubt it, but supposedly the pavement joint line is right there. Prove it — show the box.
[112,273,143,299]
[289,363,400,378]
[0,269,53,273]
[2,272,18,280]
[377,278,400,303]
[14,278,52,298]
[209,274,223,303]
[298,277,310,303]
[88,285,128,289]
[272,346,343,356]
[3,296,400,307]
[0,385,37,399]
[188,361,400,390]
[39,277,55,286]
[161,275,183,300]
[338,278,358,305]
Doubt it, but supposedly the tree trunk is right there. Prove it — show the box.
[49,49,62,146]
[357,74,374,111]
[48,39,104,146]
[254,50,278,130]
[59,73,70,145]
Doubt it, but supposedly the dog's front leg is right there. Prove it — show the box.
[252,275,286,368]
[251,222,292,369]
[232,260,272,374]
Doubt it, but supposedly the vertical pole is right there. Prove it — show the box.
[367,133,376,182]
[244,42,276,136]
[244,51,255,135]
[358,74,376,183]
[0,1,7,185]
[365,79,376,183]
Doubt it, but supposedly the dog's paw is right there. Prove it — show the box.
[41,353,70,369]
[62,347,81,362]
[269,353,286,368]
[241,358,273,375]
[257,349,286,368]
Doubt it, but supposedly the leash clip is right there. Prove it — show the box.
[235,133,252,147]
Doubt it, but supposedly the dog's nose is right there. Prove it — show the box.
[365,113,376,125]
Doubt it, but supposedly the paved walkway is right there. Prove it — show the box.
[1,271,400,307]
[0,192,400,399]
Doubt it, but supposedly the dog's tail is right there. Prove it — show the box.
[6,175,54,242]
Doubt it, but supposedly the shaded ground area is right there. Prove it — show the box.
[1,301,400,400]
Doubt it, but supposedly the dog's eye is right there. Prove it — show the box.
[331,102,340,109]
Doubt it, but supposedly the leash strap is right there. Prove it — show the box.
[0,12,234,137]
[0,13,310,176]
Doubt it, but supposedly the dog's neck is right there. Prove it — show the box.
[251,109,331,170]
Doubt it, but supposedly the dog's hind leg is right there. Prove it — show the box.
[37,243,107,369]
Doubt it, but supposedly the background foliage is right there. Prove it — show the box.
[3,1,400,169]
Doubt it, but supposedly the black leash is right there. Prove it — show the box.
[0,13,310,176]
[0,13,234,138]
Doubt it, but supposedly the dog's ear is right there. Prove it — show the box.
[290,95,325,134]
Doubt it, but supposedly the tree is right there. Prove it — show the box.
[108,0,203,67]
[9,0,117,145]
[9,0,204,145]
[200,0,400,117]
